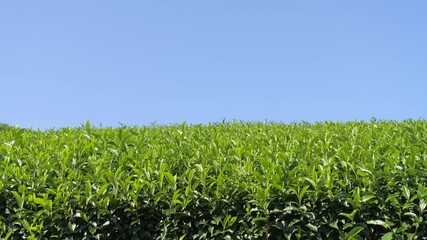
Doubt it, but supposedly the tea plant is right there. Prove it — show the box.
[0,120,427,239]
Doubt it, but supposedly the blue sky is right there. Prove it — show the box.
[1,1,426,129]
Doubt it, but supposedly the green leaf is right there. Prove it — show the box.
[253,217,266,222]
[4,230,13,240]
[306,223,318,232]
[18,185,26,194]
[352,187,361,207]
[385,193,398,203]
[381,232,393,240]
[68,223,77,231]
[98,183,110,196]
[367,220,385,226]
[419,199,426,212]
[21,219,30,231]
[402,185,411,200]
[304,177,316,189]
[33,197,46,206]
[11,191,24,209]
[339,209,358,221]
[298,185,310,204]
[361,195,376,203]
[85,120,91,133]
[346,226,364,239]
[357,168,372,177]
[228,216,237,226]
[403,212,417,219]
[406,233,415,240]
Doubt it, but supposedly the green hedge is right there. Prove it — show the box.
[1,120,427,239]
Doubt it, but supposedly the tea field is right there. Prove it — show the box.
[1,120,427,239]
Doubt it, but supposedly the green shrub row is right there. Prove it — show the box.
[1,120,427,239]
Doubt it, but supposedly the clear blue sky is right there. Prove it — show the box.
[1,1,426,129]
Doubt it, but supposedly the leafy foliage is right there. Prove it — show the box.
[1,120,427,239]
[0,123,13,131]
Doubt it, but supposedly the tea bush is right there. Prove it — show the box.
[1,120,427,239]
